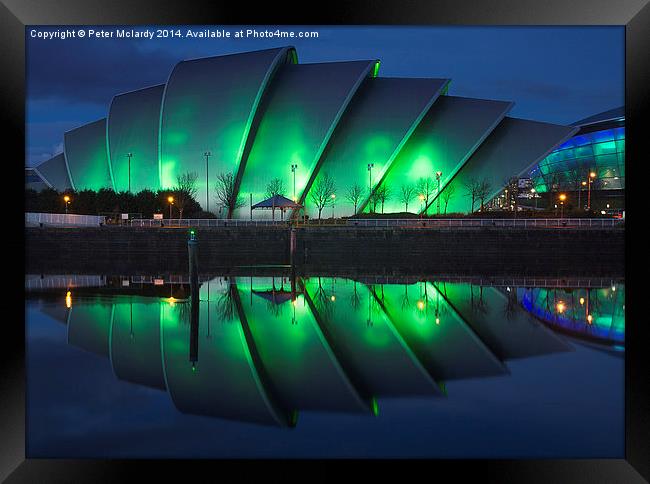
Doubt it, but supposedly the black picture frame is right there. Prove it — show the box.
[4,0,646,481]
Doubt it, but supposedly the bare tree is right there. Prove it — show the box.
[376,184,392,214]
[265,178,286,198]
[416,177,436,210]
[463,177,481,212]
[345,183,365,215]
[476,178,493,211]
[441,183,456,214]
[399,183,416,212]
[214,172,244,218]
[309,172,336,220]
[175,171,198,219]
[367,188,381,213]
[265,178,286,220]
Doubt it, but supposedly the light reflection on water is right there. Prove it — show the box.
[26,274,625,457]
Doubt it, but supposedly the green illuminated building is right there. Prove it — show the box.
[30,47,581,217]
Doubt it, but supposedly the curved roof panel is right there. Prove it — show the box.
[34,153,72,191]
[302,277,441,396]
[377,282,507,380]
[64,119,112,191]
[364,95,512,215]
[66,300,113,357]
[108,85,164,193]
[438,117,578,213]
[161,282,289,426]
[303,77,449,219]
[159,47,295,210]
[236,277,368,412]
[434,283,571,360]
[110,300,166,391]
[234,61,376,219]
[572,106,624,127]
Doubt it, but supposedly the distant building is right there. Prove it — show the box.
[527,106,624,210]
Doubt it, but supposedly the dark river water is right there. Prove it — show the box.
[25,273,624,458]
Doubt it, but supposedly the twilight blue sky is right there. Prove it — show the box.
[26,25,624,167]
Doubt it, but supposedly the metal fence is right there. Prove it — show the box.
[25,274,104,290]
[345,218,624,228]
[130,218,289,228]
[124,217,623,229]
[25,212,107,227]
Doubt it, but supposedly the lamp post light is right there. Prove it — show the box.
[587,171,596,211]
[204,151,212,213]
[367,163,374,193]
[435,170,442,215]
[418,194,425,219]
[291,164,298,201]
[580,180,586,210]
[63,195,71,214]
[168,195,174,220]
[559,193,567,219]
[126,152,133,193]
[531,188,537,209]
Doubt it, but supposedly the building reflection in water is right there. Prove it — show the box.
[51,275,625,427]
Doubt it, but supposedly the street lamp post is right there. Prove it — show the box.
[126,152,133,193]
[63,195,70,214]
[204,151,212,213]
[168,195,174,220]
[418,194,425,219]
[580,180,586,210]
[291,164,298,201]
[531,188,537,209]
[331,193,336,219]
[587,171,596,211]
[435,170,442,215]
[559,193,567,219]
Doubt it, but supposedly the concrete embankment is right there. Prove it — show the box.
[25,225,624,276]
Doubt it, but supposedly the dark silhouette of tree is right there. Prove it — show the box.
[476,179,493,211]
[345,183,365,215]
[214,172,244,218]
[368,187,381,213]
[265,178,286,220]
[441,183,456,214]
[416,177,436,209]
[309,173,336,220]
[399,183,416,212]
[376,184,391,214]
[265,178,286,198]
[174,171,198,219]
[463,177,481,212]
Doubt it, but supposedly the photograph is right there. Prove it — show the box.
[4,1,645,480]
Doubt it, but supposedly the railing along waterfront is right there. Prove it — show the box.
[25,212,106,227]
[129,218,289,228]
[128,217,623,228]
[24,273,620,290]
[345,218,623,228]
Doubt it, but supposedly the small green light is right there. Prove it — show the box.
[371,397,379,416]
[439,381,447,396]
[289,410,299,427]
